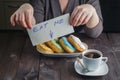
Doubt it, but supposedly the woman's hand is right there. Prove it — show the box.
[10,3,36,29]
[70,4,99,28]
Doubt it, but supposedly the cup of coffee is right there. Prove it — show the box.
[82,49,108,72]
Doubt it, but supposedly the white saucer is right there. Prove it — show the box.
[74,59,109,76]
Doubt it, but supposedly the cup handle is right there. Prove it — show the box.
[102,57,108,63]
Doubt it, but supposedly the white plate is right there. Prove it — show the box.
[74,59,109,76]
[36,42,88,57]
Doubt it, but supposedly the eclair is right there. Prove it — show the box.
[36,43,54,54]
[68,35,86,52]
[46,39,64,53]
[59,37,75,53]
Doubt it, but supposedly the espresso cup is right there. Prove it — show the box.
[82,49,108,72]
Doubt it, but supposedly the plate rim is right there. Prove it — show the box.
[36,42,88,57]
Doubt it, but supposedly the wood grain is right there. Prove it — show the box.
[0,31,120,80]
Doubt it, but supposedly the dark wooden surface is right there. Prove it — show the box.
[0,31,120,80]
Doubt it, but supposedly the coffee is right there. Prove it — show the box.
[84,52,100,58]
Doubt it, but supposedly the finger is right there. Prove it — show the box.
[10,14,16,26]
[72,10,83,26]
[81,14,92,25]
[70,7,79,25]
[76,12,87,26]
[31,17,36,26]
[25,12,32,29]
[19,13,28,28]
[15,13,20,25]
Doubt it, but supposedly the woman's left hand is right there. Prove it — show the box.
[70,4,96,27]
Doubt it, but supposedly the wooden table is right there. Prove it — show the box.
[0,31,120,80]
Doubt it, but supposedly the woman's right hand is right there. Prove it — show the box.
[10,3,36,29]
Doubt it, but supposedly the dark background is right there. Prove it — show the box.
[100,0,120,32]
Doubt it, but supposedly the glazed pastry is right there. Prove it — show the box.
[59,37,75,53]
[36,43,54,54]
[68,35,86,52]
[46,39,64,53]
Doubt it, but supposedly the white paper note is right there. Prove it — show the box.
[27,13,74,46]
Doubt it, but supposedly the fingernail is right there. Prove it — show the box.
[70,23,72,26]
[12,24,15,27]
